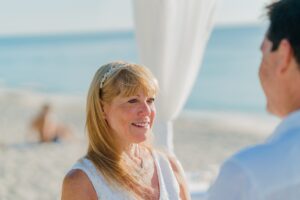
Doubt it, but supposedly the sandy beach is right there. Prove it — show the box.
[0,88,279,200]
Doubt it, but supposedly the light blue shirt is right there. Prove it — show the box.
[206,110,300,200]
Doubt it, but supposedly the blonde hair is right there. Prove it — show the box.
[85,61,158,196]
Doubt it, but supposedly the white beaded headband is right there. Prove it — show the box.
[99,66,121,89]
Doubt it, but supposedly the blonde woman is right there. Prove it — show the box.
[61,61,190,200]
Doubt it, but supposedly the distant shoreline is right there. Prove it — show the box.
[0,23,267,41]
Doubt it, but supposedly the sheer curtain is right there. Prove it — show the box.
[133,0,217,152]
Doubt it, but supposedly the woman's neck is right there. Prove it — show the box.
[123,144,142,164]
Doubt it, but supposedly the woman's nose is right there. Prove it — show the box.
[139,102,151,116]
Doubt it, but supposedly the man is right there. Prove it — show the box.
[206,0,300,199]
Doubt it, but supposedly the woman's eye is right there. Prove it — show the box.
[128,99,138,103]
[147,98,155,103]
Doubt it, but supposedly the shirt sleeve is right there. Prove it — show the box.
[205,158,258,200]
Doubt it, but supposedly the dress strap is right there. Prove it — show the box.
[153,152,181,200]
[71,158,112,199]
[71,158,134,200]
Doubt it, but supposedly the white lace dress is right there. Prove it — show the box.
[70,151,181,200]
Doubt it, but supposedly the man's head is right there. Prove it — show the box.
[259,0,300,117]
[266,0,300,64]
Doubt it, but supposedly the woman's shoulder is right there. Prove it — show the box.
[62,169,97,200]
[63,169,90,187]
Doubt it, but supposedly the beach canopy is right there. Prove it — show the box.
[133,0,217,152]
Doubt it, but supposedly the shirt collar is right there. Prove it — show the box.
[268,109,300,142]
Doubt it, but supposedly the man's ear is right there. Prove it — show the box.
[277,39,293,74]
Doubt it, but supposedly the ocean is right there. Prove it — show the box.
[0,24,268,113]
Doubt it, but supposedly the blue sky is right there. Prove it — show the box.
[0,0,270,36]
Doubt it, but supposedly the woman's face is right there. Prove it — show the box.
[103,90,156,147]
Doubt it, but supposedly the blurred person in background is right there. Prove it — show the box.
[30,103,73,142]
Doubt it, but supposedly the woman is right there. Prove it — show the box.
[61,61,190,200]
[30,103,72,142]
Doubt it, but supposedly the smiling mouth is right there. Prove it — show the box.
[132,122,150,128]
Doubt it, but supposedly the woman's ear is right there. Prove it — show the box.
[100,101,108,119]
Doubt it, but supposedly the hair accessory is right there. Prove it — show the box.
[99,66,120,89]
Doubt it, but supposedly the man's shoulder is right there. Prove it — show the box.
[226,143,269,171]
[231,143,282,167]
[224,133,300,182]
[208,126,300,199]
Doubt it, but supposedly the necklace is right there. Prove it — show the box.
[122,145,160,200]
[122,144,154,185]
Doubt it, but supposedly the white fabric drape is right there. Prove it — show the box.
[133,0,217,152]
